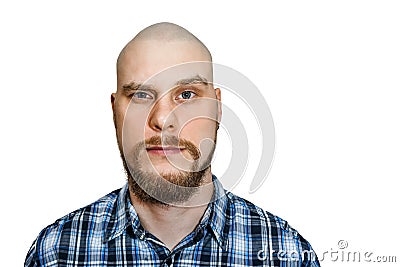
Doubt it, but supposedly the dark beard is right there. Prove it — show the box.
[120,135,214,206]
[127,164,208,206]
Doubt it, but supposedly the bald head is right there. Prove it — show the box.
[117,22,212,82]
[134,22,211,52]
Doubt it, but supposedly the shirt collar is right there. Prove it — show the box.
[104,175,231,251]
[104,182,135,242]
[201,175,230,250]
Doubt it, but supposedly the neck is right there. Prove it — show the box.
[129,170,214,251]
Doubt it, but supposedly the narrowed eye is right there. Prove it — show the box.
[132,91,152,99]
[177,91,196,100]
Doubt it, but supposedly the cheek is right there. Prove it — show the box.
[179,119,216,164]
[179,118,217,144]
[176,100,219,139]
[121,107,150,146]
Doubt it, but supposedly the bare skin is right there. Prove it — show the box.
[111,28,221,251]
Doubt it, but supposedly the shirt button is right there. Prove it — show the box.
[138,232,145,240]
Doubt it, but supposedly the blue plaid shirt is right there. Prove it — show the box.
[25,177,320,266]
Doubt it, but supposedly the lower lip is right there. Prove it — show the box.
[146,148,183,156]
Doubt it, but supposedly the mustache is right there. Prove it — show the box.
[141,135,201,160]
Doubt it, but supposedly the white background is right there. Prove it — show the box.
[1,1,399,266]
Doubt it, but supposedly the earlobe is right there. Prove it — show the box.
[215,88,221,101]
[215,88,222,123]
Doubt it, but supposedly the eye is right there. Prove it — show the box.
[132,91,152,99]
[177,91,196,100]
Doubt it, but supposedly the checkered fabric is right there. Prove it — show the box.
[25,176,320,266]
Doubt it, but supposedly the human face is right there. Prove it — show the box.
[112,40,221,204]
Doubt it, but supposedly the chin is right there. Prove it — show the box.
[156,169,182,178]
[146,160,193,175]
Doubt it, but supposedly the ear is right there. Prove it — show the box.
[111,93,116,111]
[215,88,222,123]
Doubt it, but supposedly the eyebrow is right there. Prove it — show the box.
[174,74,210,86]
[122,82,154,92]
[121,74,210,93]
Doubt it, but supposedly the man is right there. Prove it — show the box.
[25,22,320,266]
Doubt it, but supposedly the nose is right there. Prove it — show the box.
[147,97,178,133]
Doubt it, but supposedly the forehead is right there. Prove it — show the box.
[117,40,213,89]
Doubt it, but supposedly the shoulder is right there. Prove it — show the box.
[225,192,319,264]
[226,191,294,233]
[25,188,122,266]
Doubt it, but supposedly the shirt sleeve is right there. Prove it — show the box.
[24,239,39,267]
[303,241,321,267]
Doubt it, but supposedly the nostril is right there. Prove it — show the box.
[147,102,178,132]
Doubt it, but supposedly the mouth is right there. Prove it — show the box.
[146,146,185,156]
